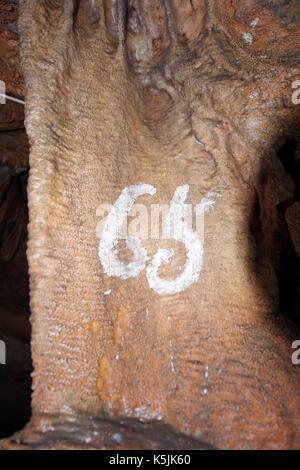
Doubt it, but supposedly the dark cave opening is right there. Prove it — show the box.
[277,137,300,199]
[275,137,300,325]
[0,0,32,438]
[0,163,32,438]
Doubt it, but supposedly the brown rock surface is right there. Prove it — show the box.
[0,0,24,129]
[2,0,300,450]
[0,129,29,167]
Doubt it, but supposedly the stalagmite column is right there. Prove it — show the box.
[1,0,300,449]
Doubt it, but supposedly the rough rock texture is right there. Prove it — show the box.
[0,0,23,83]
[0,0,24,128]
[2,0,300,450]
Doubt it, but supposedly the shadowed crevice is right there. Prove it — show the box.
[275,137,300,324]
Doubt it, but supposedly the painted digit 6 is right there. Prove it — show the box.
[99,184,156,279]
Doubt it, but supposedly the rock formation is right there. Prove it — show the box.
[1,0,300,449]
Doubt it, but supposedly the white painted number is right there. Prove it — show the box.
[99,184,156,279]
[98,184,215,295]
